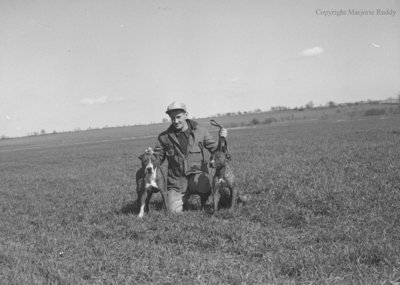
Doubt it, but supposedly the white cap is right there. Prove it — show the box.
[166,101,187,114]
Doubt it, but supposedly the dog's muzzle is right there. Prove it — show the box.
[145,166,154,174]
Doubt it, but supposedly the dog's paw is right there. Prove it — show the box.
[138,208,145,218]
[237,194,248,204]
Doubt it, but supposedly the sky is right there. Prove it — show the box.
[0,0,399,137]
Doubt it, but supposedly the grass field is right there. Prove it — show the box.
[1,113,400,284]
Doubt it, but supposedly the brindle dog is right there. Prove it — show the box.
[209,120,238,213]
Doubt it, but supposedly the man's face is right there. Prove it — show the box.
[169,111,188,131]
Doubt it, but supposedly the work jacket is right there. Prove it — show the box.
[157,119,217,192]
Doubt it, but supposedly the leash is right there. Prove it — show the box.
[198,142,210,173]
[198,142,205,158]
[210,120,229,153]
[210,119,224,129]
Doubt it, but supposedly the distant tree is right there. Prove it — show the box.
[162,118,169,123]
[40,129,46,135]
[305,101,314,109]
[327,101,337,108]
[1,135,7,140]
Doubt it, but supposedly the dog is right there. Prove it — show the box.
[135,147,167,218]
[209,135,238,213]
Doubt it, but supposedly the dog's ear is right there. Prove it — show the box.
[138,153,144,160]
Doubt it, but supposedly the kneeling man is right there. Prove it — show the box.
[155,101,227,213]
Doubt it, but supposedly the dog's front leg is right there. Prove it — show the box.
[212,178,221,214]
[136,177,144,218]
[229,184,237,212]
[138,187,149,218]
[200,192,210,212]
[144,189,153,213]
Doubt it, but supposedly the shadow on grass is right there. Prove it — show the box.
[117,199,166,215]
[117,194,246,217]
[117,200,139,215]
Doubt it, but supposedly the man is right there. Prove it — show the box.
[155,101,227,213]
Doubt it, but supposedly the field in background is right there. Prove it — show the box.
[1,101,398,152]
[1,110,400,283]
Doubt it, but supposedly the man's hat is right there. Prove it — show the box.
[166,101,187,114]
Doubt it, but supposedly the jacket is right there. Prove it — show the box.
[156,119,217,192]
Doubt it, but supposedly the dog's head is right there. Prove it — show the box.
[138,147,161,175]
[209,150,231,169]
[210,136,231,169]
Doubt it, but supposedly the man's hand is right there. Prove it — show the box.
[153,145,163,154]
[219,128,228,138]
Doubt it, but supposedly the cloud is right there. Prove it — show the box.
[299,46,324,57]
[80,96,124,105]
[228,77,240,83]
[80,96,108,105]
[372,43,381,48]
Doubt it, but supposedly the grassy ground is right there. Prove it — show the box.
[1,114,400,284]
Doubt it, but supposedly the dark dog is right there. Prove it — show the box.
[209,121,238,213]
[136,147,167,218]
